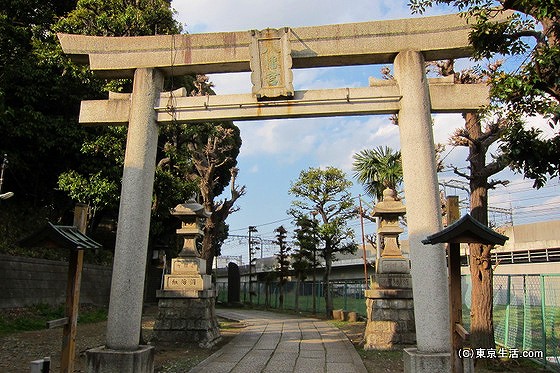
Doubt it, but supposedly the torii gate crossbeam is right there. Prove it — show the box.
[79,78,488,125]
[58,12,485,78]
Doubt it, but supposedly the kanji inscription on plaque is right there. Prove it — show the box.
[250,28,294,100]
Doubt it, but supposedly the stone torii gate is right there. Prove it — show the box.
[58,12,497,373]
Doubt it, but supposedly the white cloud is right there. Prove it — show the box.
[248,164,259,173]
[432,114,463,145]
[237,114,401,174]
[208,72,251,95]
[524,115,556,139]
[237,118,319,163]
[313,117,401,171]
[171,0,444,34]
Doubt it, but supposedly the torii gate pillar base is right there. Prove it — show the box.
[404,348,451,373]
[86,345,154,373]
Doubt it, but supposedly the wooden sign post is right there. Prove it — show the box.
[19,204,102,372]
[61,204,88,373]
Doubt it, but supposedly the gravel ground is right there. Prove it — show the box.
[0,308,237,373]
[0,321,106,372]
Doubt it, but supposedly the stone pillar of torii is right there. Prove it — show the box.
[58,12,506,373]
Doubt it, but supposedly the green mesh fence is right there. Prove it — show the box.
[462,274,560,370]
[216,280,367,317]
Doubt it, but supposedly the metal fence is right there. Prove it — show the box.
[217,274,559,370]
[216,280,367,316]
[462,274,560,370]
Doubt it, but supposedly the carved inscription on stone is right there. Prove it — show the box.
[261,40,282,87]
[165,275,204,291]
[378,258,410,274]
[250,28,294,100]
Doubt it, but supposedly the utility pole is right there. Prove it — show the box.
[248,226,258,305]
[359,195,368,289]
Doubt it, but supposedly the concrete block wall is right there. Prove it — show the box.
[0,254,112,308]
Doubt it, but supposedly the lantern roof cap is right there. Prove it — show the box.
[372,188,406,216]
[171,198,211,218]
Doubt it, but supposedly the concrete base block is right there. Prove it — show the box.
[464,357,475,373]
[86,345,154,373]
[403,348,450,373]
[154,296,221,348]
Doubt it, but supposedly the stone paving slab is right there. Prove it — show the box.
[188,309,367,373]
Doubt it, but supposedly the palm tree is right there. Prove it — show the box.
[352,146,403,201]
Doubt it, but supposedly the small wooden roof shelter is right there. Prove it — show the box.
[423,213,508,373]
[422,213,508,246]
[19,222,102,250]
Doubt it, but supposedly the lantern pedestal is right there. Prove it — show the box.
[403,348,452,373]
[154,292,220,348]
[364,273,415,350]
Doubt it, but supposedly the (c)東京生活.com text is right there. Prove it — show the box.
[457,347,544,359]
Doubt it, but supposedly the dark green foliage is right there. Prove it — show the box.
[275,226,291,309]
[0,0,103,208]
[275,226,291,283]
[0,0,235,257]
[500,121,560,188]
[409,0,560,186]
[54,0,180,36]
[293,215,320,278]
[0,1,105,253]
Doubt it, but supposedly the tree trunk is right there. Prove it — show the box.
[265,282,270,309]
[469,242,494,349]
[202,226,215,275]
[279,281,285,310]
[465,111,496,350]
[324,251,333,318]
[295,279,300,312]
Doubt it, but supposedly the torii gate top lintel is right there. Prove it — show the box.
[57,12,510,79]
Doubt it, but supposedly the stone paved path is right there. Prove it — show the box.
[188,309,367,373]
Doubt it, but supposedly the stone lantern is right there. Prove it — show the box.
[372,188,408,273]
[154,198,220,347]
[162,198,212,291]
[364,188,415,350]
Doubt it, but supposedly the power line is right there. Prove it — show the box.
[229,216,293,232]
[490,193,560,205]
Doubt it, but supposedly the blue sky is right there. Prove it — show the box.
[171,1,560,259]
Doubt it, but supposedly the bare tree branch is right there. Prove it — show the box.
[452,165,473,180]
